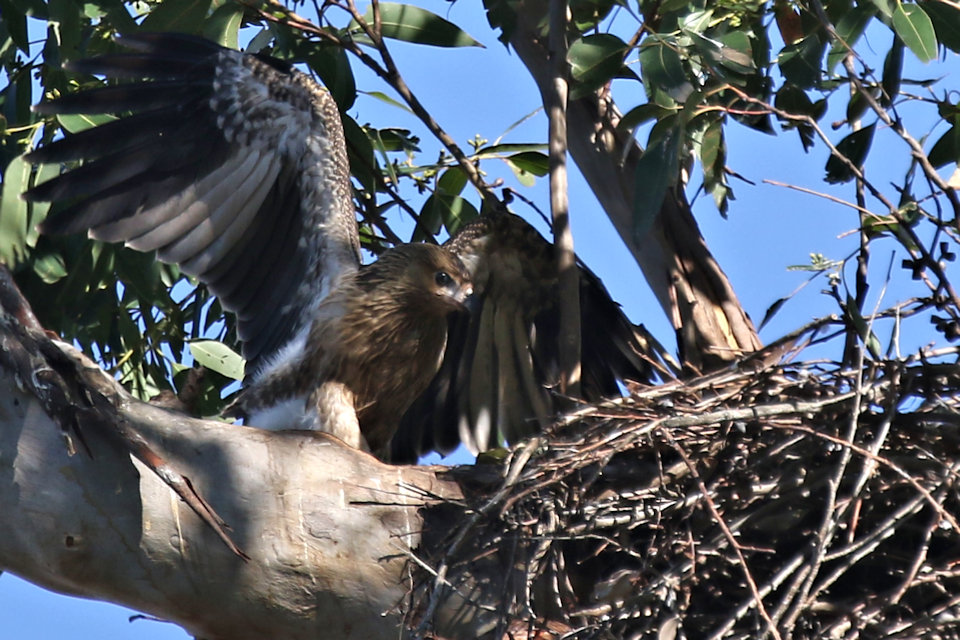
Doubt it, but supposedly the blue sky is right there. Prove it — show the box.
[2,0,958,636]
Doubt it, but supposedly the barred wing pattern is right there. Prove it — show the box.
[26,33,361,377]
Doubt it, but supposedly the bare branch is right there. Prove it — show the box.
[545,0,581,395]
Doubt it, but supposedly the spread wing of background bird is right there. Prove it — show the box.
[24,32,674,462]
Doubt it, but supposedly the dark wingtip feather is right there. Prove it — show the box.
[65,54,217,79]
[30,82,206,116]
[115,32,227,56]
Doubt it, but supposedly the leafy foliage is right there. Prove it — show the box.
[3,1,960,636]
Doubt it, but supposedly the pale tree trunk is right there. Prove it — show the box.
[509,1,763,370]
[0,314,505,639]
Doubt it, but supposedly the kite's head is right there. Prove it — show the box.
[369,243,473,315]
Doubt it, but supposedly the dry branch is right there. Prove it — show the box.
[408,300,960,638]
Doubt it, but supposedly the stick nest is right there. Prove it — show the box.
[416,338,960,639]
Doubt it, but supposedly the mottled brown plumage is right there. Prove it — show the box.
[227,244,472,454]
[24,33,663,463]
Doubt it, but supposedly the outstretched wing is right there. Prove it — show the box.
[391,211,677,462]
[24,33,360,376]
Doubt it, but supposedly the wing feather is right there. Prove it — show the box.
[25,33,360,377]
[122,152,256,252]
[96,151,246,245]
[503,303,551,441]
[465,300,497,453]
[391,211,671,462]
[181,159,282,275]
[156,153,275,263]
[33,81,209,116]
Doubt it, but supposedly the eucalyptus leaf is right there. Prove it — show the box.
[48,0,81,58]
[826,5,875,73]
[929,124,960,168]
[865,0,894,19]
[846,88,874,124]
[189,340,245,381]
[845,294,882,359]
[0,0,29,53]
[57,112,117,133]
[774,83,815,116]
[355,3,482,48]
[0,154,31,266]
[699,118,723,176]
[419,193,478,238]
[342,114,377,195]
[506,159,534,186]
[778,34,825,89]
[307,44,357,111]
[616,103,671,135]
[892,3,938,63]
[371,127,420,153]
[881,37,904,107]
[364,90,414,115]
[923,1,960,53]
[570,0,617,31]
[825,123,876,183]
[773,83,819,150]
[437,167,468,195]
[203,2,243,48]
[506,151,549,177]
[140,0,213,33]
[26,162,61,245]
[32,251,67,284]
[413,194,444,241]
[633,121,682,242]
[568,34,629,96]
[759,296,789,331]
[639,38,690,100]
[717,31,756,74]
[475,142,548,156]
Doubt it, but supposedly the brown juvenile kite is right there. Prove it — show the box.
[25,33,661,461]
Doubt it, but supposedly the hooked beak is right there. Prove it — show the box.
[444,283,475,314]
[460,285,479,315]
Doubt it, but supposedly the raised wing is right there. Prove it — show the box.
[391,211,677,462]
[24,33,360,376]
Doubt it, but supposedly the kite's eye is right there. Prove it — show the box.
[435,271,452,287]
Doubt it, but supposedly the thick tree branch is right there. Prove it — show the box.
[0,313,481,639]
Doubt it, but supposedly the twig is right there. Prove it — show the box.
[762,179,880,217]
[773,422,960,532]
[661,429,784,640]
